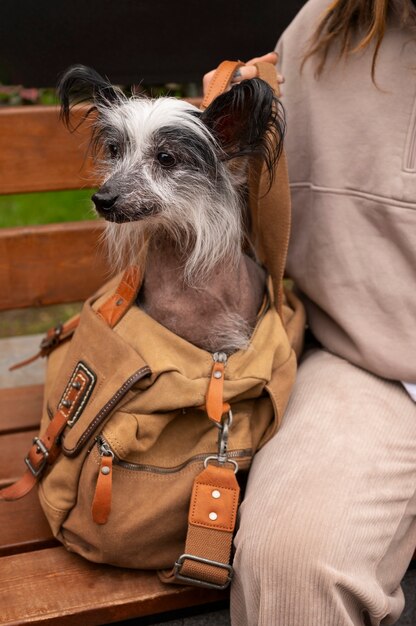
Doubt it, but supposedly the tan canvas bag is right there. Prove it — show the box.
[1,61,305,589]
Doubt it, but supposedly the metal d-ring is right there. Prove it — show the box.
[203,456,239,474]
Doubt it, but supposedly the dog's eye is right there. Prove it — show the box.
[157,152,176,168]
[108,144,119,159]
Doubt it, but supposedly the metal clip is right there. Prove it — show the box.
[217,409,232,463]
[204,410,238,473]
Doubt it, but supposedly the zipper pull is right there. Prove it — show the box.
[92,439,114,525]
[206,352,230,424]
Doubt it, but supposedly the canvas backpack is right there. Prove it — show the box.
[1,61,305,590]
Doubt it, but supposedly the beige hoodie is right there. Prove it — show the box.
[276,0,416,383]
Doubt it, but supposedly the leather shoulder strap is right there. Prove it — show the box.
[255,59,282,97]
[248,61,290,317]
[9,265,143,372]
[200,59,291,318]
[200,60,244,111]
[96,265,142,328]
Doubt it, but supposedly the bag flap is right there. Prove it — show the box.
[44,294,151,458]
[107,281,292,416]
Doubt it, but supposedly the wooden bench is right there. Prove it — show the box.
[0,104,229,625]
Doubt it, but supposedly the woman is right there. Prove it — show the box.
[205,1,416,624]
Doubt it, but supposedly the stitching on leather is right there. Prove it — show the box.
[190,480,238,531]
[203,61,241,109]
[64,366,151,456]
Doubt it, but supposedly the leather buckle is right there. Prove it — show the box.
[24,437,49,477]
[174,553,233,590]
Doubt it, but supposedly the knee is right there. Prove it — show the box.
[234,495,346,586]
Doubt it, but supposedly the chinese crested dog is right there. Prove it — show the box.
[58,65,285,354]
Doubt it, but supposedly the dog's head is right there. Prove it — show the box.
[58,65,285,279]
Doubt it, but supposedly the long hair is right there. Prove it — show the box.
[303,0,416,79]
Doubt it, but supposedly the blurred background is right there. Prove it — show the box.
[0,0,306,88]
[0,0,306,230]
[0,0,305,337]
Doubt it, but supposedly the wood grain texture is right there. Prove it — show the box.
[0,100,201,195]
[0,384,43,434]
[0,490,56,557]
[0,106,98,194]
[0,546,227,626]
[0,429,38,487]
[0,221,109,310]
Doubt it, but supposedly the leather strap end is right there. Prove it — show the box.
[92,456,113,525]
[189,464,240,532]
[0,470,37,501]
[206,362,228,424]
[9,350,43,371]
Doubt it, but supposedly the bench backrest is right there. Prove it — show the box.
[0,99,202,313]
[0,105,108,312]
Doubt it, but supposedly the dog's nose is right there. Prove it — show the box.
[92,191,119,211]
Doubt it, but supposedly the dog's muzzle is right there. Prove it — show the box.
[92,191,119,214]
[92,190,131,222]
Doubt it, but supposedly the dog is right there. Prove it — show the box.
[58,65,285,354]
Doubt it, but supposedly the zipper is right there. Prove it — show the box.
[95,435,251,475]
[63,365,151,458]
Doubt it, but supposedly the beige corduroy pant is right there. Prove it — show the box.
[231,349,416,626]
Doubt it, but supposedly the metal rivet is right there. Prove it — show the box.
[212,490,221,499]
[116,298,124,306]
[72,381,81,390]
[101,466,111,475]
[213,371,222,379]
[62,399,72,408]
[209,512,218,521]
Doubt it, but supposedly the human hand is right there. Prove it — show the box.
[202,51,284,96]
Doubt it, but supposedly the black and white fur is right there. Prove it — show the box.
[58,65,285,353]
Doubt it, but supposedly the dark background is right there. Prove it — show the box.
[0,0,306,87]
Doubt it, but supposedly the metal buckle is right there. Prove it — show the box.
[174,554,233,590]
[24,437,49,477]
[40,323,63,351]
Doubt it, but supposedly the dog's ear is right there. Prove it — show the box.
[58,64,125,130]
[200,78,285,182]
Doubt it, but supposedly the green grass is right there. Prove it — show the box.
[0,189,96,336]
[0,303,83,338]
[0,188,97,227]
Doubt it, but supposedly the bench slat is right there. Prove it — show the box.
[0,429,38,487]
[0,490,56,557]
[0,385,43,434]
[0,101,200,195]
[0,546,227,626]
[0,106,98,194]
[0,221,109,310]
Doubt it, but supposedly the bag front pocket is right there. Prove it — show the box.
[61,436,251,570]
